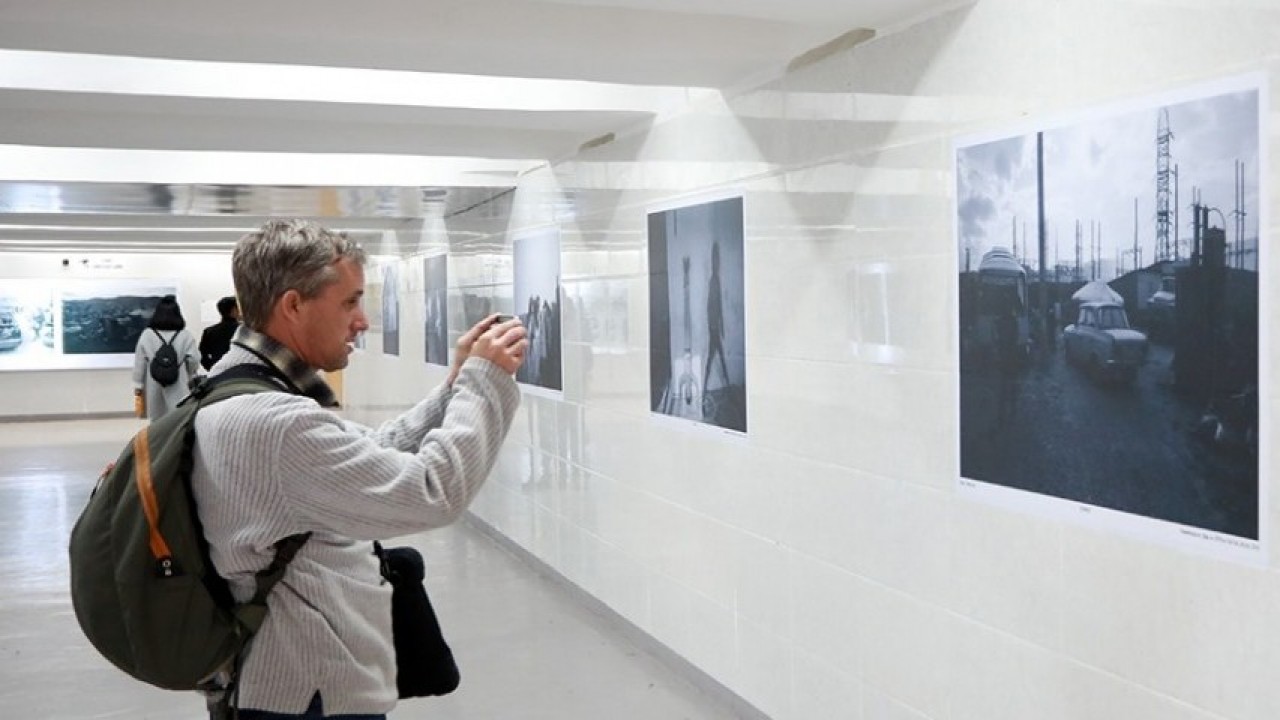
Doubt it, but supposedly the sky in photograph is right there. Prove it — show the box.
[957,87,1260,276]
[514,228,561,308]
[60,281,178,301]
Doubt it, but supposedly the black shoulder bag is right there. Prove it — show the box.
[372,542,461,697]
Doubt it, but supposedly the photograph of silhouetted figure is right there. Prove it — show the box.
[513,228,562,391]
[702,241,732,406]
[649,196,746,433]
[423,254,449,366]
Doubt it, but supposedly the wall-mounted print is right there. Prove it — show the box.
[423,254,449,366]
[513,227,562,393]
[382,262,400,357]
[0,281,55,370]
[61,280,178,362]
[0,279,178,371]
[649,194,747,434]
[956,74,1266,563]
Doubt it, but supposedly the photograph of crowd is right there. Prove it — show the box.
[513,228,562,392]
[423,254,449,366]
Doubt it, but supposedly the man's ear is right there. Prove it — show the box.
[277,289,305,322]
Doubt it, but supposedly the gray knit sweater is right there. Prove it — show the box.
[191,343,520,714]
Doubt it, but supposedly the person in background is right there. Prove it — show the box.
[192,219,527,719]
[132,294,201,421]
[200,295,241,370]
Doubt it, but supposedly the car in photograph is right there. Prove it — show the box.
[0,310,22,351]
[1063,300,1148,383]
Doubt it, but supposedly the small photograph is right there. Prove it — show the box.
[0,281,56,370]
[382,263,400,357]
[423,254,449,366]
[513,228,562,392]
[61,281,177,355]
[648,195,747,433]
[956,77,1263,557]
[364,265,384,334]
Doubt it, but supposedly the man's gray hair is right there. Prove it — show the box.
[232,219,367,330]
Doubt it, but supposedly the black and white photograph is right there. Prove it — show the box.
[513,227,562,392]
[423,254,449,366]
[61,281,177,357]
[956,76,1264,560]
[460,288,496,329]
[381,262,400,357]
[649,194,747,434]
[0,281,55,371]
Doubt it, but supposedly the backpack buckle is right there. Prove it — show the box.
[155,556,184,578]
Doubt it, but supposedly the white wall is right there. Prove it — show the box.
[342,1,1280,718]
[0,252,234,418]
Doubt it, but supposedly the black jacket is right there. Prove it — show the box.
[198,318,239,370]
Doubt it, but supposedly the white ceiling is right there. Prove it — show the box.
[0,0,963,251]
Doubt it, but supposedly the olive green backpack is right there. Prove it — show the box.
[69,365,308,692]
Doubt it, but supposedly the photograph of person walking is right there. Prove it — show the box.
[648,195,747,434]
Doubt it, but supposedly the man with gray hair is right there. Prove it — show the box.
[192,219,527,719]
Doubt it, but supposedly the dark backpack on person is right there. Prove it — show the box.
[69,364,308,692]
[149,329,182,387]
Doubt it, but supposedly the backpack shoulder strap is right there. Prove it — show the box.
[184,363,293,408]
[184,361,311,632]
[231,532,311,632]
[153,328,174,347]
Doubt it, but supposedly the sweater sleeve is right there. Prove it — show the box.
[349,380,456,453]
[274,357,520,538]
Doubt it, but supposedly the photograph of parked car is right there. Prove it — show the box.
[1062,296,1149,384]
[956,75,1263,560]
[0,307,24,352]
[0,283,55,370]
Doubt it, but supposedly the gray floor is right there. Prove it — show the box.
[0,418,742,720]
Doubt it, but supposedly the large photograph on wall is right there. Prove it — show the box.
[0,278,177,371]
[381,263,400,357]
[513,227,562,392]
[956,74,1266,562]
[0,281,55,369]
[423,254,449,366]
[648,194,747,434]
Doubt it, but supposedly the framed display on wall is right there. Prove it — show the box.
[955,73,1267,563]
[0,278,178,371]
[382,262,400,357]
[422,254,449,367]
[512,227,563,394]
[647,192,747,435]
